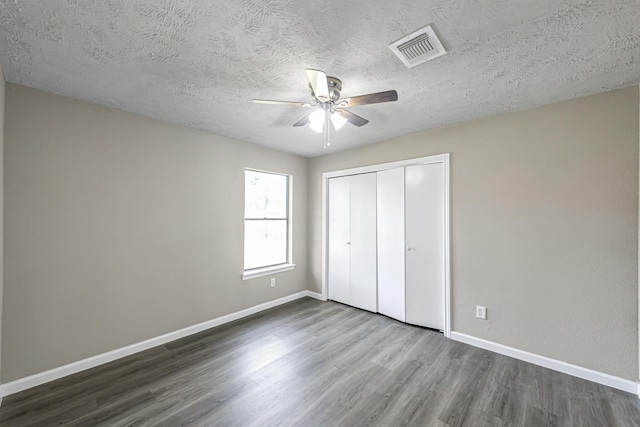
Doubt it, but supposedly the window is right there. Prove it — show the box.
[243,169,293,278]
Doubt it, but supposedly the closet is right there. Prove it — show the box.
[326,156,447,331]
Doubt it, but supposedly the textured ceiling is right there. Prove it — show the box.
[1,0,639,157]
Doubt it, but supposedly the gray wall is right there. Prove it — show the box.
[2,84,308,382]
[308,86,639,381]
[2,82,638,385]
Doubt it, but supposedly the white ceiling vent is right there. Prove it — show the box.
[389,24,446,69]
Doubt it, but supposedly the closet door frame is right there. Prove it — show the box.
[320,153,451,338]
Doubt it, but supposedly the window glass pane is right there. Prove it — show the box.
[245,170,288,219]
[244,220,287,269]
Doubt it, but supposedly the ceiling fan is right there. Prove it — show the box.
[253,69,398,148]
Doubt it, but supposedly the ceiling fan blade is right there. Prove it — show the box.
[305,69,329,101]
[341,90,398,107]
[335,108,369,127]
[293,112,313,127]
[253,99,313,107]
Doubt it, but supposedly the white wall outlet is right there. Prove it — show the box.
[476,305,487,320]
[270,278,276,287]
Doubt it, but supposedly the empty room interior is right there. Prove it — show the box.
[0,1,640,426]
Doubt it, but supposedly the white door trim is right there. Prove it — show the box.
[321,153,451,337]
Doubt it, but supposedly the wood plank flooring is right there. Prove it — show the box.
[1,297,639,426]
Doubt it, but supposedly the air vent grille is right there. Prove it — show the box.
[397,33,435,60]
[389,24,446,69]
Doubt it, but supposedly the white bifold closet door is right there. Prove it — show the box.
[376,168,406,322]
[328,173,377,312]
[328,176,351,306]
[405,163,445,330]
[376,164,445,330]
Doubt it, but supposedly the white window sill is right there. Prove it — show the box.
[242,263,296,280]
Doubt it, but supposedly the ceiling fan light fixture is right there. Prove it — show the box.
[309,109,325,133]
[255,68,398,148]
[330,112,347,131]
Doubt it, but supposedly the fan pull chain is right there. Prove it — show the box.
[323,110,331,149]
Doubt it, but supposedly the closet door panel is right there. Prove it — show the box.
[349,173,378,312]
[328,176,351,305]
[376,168,406,321]
[405,163,445,329]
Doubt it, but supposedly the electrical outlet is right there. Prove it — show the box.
[270,278,276,287]
[476,305,487,320]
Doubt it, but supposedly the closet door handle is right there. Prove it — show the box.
[347,242,351,245]
[406,247,412,251]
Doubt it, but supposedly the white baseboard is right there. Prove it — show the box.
[450,332,640,397]
[1,290,316,397]
[305,290,326,301]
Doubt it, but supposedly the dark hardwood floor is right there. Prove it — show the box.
[1,297,639,426]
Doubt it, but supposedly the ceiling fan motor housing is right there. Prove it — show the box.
[310,77,342,103]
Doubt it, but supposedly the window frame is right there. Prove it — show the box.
[242,168,295,280]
